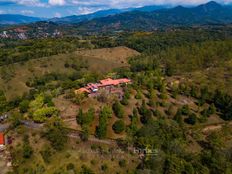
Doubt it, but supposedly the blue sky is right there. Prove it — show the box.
[0,0,232,18]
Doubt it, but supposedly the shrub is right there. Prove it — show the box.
[19,100,30,113]
[119,159,127,168]
[101,164,108,171]
[66,163,75,171]
[181,105,190,115]
[113,120,125,134]
[185,113,197,125]
[135,90,143,99]
[112,101,124,118]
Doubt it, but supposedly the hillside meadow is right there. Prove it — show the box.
[0,46,139,100]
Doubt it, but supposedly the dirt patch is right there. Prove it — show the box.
[76,46,140,64]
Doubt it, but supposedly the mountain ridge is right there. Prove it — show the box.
[75,1,232,32]
[0,14,44,25]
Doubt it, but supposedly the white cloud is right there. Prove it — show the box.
[21,10,34,15]
[76,7,101,15]
[49,0,66,6]
[11,0,47,7]
[54,12,61,17]
[70,0,232,8]
[0,10,5,14]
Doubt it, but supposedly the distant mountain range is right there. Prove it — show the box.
[0,5,166,25]
[76,1,232,32]
[0,14,44,25]
[1,1,232,35]
[50,5,166,24]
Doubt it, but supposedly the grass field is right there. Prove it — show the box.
[0,46,139,100]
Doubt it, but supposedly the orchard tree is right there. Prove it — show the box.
[112,100,124,118]
[113,120,125,134]
[96,106,112,139]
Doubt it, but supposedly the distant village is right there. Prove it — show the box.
[0,26,62,39]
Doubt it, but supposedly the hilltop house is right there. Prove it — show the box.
[75,78,131,95]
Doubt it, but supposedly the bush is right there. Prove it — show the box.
[45,118,68,151]
[121,97,129,106]
[112,120,125,134]
[22,135,33,159]
[80,165,95,174]
[119,159,127,168]
[101,164,108,171]
[66,163,75,171]
[19,100,30,113]
[112,101,124,118]
[135,90,143,99]
[181,105,190,115]
[185,113,197,125]
[96,106,112,139]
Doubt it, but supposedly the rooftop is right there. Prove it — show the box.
[0,133,4,145]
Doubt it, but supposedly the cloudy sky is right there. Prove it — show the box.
[0,0,231,18]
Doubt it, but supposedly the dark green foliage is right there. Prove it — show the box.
[139,100,153,124]
[126,35,232,79]
[135,90,142,99]
[185,113,197,125]
[10,112,22,128]
[166,105,176,117]
[96,106,112,139]
[128,108,139,134]
[213,90,232,120]
[80,165,95,174]
[44,118,68,151]
[81,125,89,142]
[121,89,130,106]
[159,91,168,100]
[120,96,129,106]
[19,100,30,113]
[208,104,216,115]
[22,135,33,159]
[112,101,124,118]
[77,108,95,126]
[66,163,75,171]
[181,105,190,115]
[101,164,108,171]
[112,120,125,134]
[119,159,126,168]
[77,108,84,125]
[40,146,53,163]
[136,119,185,150]
[174,109,183,126]
[0,90,8,114]
[0,38,92,66]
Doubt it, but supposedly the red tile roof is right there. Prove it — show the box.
[75,88,90,94]
[0,133,4,145]
[75,78,131,94]
[100,78,131,86]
